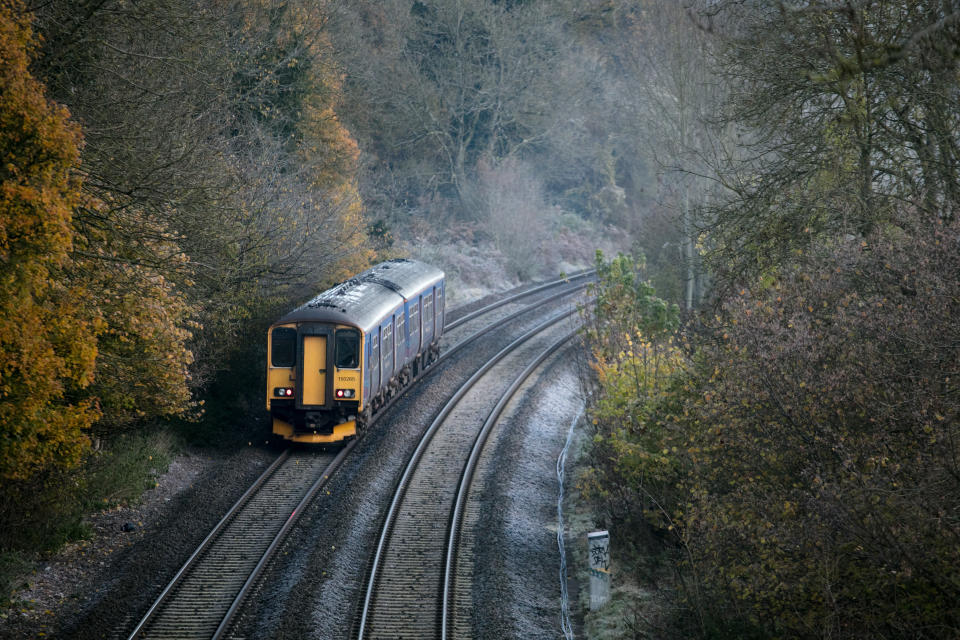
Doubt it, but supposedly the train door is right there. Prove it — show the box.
[396,309,407,367]
[382,320,394,381]
[369,332,381,396]
[423,290,434,345]
[410,297,421,355]
[437,283,445,333]
[301,335,327,406]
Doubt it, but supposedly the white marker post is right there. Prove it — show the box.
[587,530,611,609]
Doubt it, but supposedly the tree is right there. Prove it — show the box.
[0,0,100,479]
[616,0,721,310]
[577,3,960,636]
[677,215,960,637]
[330,0,580,217]
[702,0,960,283]
[32,0,372,399]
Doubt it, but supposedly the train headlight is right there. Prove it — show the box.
[335,388,356,399]
[274,387,294,397]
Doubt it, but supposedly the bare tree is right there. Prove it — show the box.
[701,0,960,282]
[330,0,581,217]
[613,1,723,309]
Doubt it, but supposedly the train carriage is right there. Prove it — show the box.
[266,259,445,444]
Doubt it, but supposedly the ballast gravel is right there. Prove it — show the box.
[469,347,588,639]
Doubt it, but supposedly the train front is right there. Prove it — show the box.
[266,320,364,444]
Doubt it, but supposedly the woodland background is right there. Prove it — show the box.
[1,0,958,637]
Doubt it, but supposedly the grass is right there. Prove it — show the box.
[0,552,35,606]
[567,425,769,640]
[80,430,178,510]
[0,428,180,603]
[565,427,672,640]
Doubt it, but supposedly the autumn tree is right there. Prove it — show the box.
[31,0,372,398]
[0,0,100,479]
[232,0,372,282]
[579,2,960,637]
[669,215,960,637]
[579,251,685,553]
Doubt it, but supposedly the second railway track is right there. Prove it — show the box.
[355,310,580,639]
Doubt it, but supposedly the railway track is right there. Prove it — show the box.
[127,448,350,639]
[125,272,590,639]
[442,269,592,333]
[355,310,580,640]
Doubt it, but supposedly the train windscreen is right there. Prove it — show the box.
[336,329,360,369]
[271,327,296,367]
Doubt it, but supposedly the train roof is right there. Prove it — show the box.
[273,259,444,332]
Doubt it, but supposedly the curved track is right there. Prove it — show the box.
[355,311,580,639]
[128,449,346,639]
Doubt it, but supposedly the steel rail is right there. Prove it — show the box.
[441,330,579,640]
[444,269,593,331]
[126,449,291,639]
[367,278,588,429]
[212,440,357,639]
[436,281,588,368]
[356,307,578,639]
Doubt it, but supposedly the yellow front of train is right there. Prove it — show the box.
[265,323,364,444]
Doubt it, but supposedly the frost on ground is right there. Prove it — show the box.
[404,238,519,307]
[472,351,587,640]
[396,215,612,308]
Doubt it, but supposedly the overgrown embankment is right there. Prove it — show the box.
[578,228,960,637]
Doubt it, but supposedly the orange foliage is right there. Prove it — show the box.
[70,210,197,429]
[296,23,374,280]
[0,0,101,480]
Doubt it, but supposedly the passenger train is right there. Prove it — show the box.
[266,259,445,444]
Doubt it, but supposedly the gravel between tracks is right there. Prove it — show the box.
[470,345,587,639]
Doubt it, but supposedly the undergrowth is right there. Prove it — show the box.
[0,429,180,603]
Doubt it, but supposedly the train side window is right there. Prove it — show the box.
[371,335,379,371]
[271,327,296,367]
[335,329,360,369]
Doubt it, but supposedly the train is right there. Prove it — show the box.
[266,259,445,444]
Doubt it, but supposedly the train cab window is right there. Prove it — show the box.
[271,327,296,367]
[335,329,360,369]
